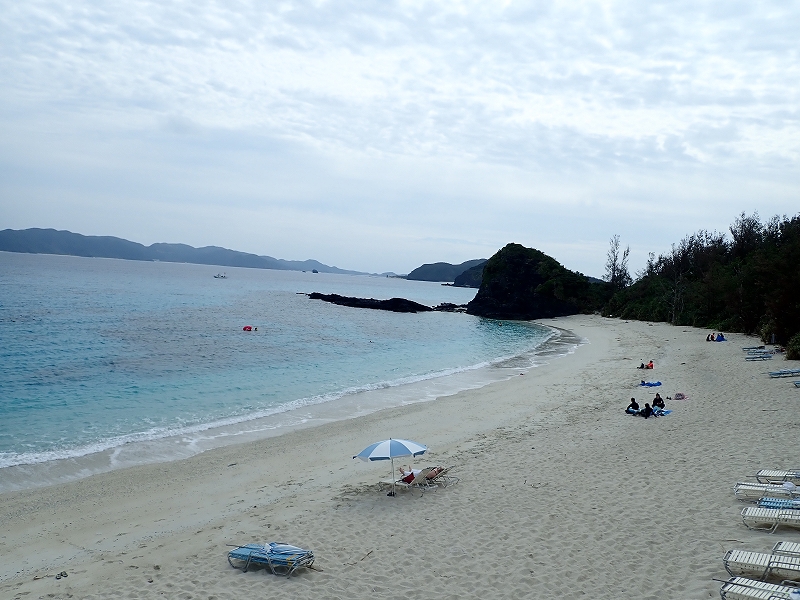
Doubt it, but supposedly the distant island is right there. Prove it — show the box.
[406,259,486,287]
[0,228,369,275]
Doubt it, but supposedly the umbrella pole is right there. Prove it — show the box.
[390,457,396,497]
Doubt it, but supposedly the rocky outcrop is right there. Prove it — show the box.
[308,293,433,313]
[466,243,594,320]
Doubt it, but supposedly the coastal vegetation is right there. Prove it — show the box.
[603,212,800,347]
[465,213,799,352]
[405,259,486,284]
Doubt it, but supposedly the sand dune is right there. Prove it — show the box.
[2,315,798,599]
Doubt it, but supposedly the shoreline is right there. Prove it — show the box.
[0,322,579,494]
[2,315,797,599]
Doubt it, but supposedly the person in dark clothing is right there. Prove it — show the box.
[653,393,665,409]
[641,403,654,419]
[626,398,640,415]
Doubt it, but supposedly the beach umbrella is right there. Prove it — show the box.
[353,438,427,497]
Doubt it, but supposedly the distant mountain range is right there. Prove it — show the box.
[405,259,487,284]
[0,228,369,275]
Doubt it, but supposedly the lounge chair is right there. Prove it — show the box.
[758,498,800,510]
[427,465,460,487]
[770,369,800,378]
[756,470,800,485]
[723,548,800,582]
[381,467,437,494]
[745,354,773,361]
[227,542,315,576]
[743,346,766,351]
[741,507,800,533]
[774,542,800,558]
[794,381,800,388]
[719,576,800,599]
[735,482,800,502]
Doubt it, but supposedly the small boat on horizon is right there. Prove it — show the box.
[213,273,227,279]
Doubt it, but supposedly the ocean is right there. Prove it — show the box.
[0,252,579,492]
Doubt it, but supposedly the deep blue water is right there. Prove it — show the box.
[0,252,555,479]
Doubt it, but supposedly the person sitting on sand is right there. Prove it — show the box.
[640,403,654,419]
[644,360,654,369]
[626,398,640,415]
[653,393,665,409]
[706,333,712,341]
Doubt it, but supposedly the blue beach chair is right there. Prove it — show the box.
[758,497,800,510]
[227,542,315,576]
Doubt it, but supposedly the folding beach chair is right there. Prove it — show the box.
[756,470,800,485]
[719,576,800,599]
[381,467,437,495]
[741,507,800,534]
[723,548,800,582]
[794,381,800,388]
[734,482,800,503]
[227,542,315,576]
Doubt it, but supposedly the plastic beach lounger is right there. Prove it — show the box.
[746,355,773,361]
[741,507,800,534]
[758,497,800,510]
[769,369,800,378]
[719,576,800,599]
[773,542,800,558]
[227,542,315,576]
[756,470,800,485]
[734,482,800,503]
[723,548,800,582]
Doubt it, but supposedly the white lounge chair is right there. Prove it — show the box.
[719,577,800,599]
[723,548,800,582]
[756,470,800,485]
[769,369,800,378]
[427,465,459,487]
[774,542,800,558]
[741,507,800,533]
[735,482,800,502]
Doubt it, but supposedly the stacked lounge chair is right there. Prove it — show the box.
[723,542,800,582]
[734,482,800,502]
[227,542,315,576]
[741,507,800,533]
[719,577,800,599]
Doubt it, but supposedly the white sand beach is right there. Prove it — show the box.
[1,315,798,599]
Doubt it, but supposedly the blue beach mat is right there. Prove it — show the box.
[639,381,662,387]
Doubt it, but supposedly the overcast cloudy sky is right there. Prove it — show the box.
[1,1,798,276]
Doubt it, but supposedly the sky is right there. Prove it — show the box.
[1,1,798,277]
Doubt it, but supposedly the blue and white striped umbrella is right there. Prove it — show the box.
[353,438,427,462]
[353,438,427,497]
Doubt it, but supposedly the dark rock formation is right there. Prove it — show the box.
[466,243,594,320]
[406,259,486,282]
[452,262,485,288]
[308,293,433,313]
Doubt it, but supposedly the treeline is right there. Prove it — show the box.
[602,213,800,355]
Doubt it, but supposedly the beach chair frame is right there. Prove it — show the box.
[227,543,315,577]
[428,465,460,487]
[774,542,800,558]
[380,467,438,496]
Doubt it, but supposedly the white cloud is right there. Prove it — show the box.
[1,0,798,275]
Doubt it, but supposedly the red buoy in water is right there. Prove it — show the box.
[243,325,252,331]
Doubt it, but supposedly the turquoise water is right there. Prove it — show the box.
[0,252,563,489]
